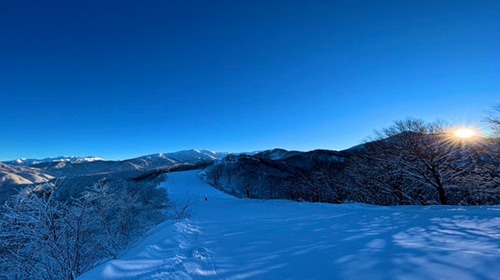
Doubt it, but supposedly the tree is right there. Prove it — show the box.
[343,142,423,205]
[0,185,100,280]
[368,118,477,205]
[0,178,170,279]
[486,104,500,136]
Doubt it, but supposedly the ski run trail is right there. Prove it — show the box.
[79,170,500,280]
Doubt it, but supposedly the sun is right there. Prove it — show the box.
[440,126,483,147]
[454,128,476,139]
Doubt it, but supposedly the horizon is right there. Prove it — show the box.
[1,0,499,161]
[2,129,494,162]
[0,147,336,162]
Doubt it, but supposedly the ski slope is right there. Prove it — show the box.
[79,170,500,279]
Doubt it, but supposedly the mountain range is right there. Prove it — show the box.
[2,136,499,206]
[4,156,104,166]
[0,149,229,202]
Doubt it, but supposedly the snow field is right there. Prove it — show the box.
[79,170,500,279]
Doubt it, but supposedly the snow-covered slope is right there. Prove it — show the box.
[79,171,500,280]
[0,163,54,186]
[0,163,55,201]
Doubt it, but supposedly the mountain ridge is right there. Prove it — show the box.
[3,149,230,167]
[0,149,232,200]
[4,156,104,166]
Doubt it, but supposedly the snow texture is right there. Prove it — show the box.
[79,170,500,279]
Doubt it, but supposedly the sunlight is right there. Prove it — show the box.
[437,125,487,150]
[454,128,476,139]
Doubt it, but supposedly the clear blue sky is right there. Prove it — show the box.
[1,0,499,160]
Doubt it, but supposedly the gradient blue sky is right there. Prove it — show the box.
[1,0,499,160]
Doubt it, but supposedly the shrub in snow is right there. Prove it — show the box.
[0,178,169,280]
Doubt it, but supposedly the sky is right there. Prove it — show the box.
[1,0,499,161]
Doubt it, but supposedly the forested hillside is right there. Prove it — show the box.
[205,120,500,206]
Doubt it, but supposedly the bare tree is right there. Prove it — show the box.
[370,118,477,205]
[343,141,423,205]
[485,104,500,136]
[327,115,499,206]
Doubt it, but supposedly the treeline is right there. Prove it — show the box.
[204,115,500,206]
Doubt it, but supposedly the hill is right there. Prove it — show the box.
[79,170,500,279]
[0,163,54,199]
[204,136,500,206]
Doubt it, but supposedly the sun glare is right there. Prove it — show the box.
[454,128,476,139]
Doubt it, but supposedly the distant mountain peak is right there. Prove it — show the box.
[133,150,229,164]
[2,150,231,171]
[4,156,104,166]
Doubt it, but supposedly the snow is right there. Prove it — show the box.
[6,156,104,166]
[79,170,500,279]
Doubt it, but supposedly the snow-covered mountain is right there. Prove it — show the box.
[4,150,228,169]
[5,156,103,166]
[0,163,55,201]
[0,149,230,196]
[1,150,229,177]
[125,149,229,169]
[0,163,54,186]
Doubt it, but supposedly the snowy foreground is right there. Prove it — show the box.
[79,170,500,279]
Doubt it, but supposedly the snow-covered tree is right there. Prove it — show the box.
[0,178,169,279]
[0,185,100,279]
[367,118,485,205]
